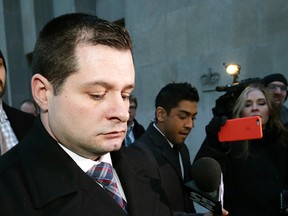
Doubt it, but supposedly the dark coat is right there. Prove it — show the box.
[3,102,35,141]
[0,118,173,216]
[195,127,288,216]
[122,119,145,146]
[130,123,196,213]
[131,119,145,139]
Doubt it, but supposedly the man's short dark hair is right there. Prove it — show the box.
[32,13,132,95]
[155,82,199,114]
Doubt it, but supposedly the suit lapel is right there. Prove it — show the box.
[111,149,144,215]
[19,119,82,208]
[19,119,127,215]
[146,123,182,179]
[178,144,192,182]
[111,148,172,216]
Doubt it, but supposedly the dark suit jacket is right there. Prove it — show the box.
[122,119,145,146]
[0,118,173,216]
[132,119,145,139]
[3,102,35,141]
[131,123,195,213]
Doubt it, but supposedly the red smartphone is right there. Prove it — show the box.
[218,116,263,142]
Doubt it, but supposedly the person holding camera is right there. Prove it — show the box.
[195,83,288,216]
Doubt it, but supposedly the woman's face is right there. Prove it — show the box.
[241,89,269,128]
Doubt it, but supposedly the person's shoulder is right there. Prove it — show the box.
[135,125,169,150]
[3,102,35,121]
[122,143,160,174]
[181,142,190,150]
[0,145,20,176]
[133,119,145,130]
[125,133,156,158]
[128,136,150,152]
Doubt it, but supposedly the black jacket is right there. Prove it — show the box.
[122,119,145,146]
[130,123,196,213]
[0,118,173,216]
[195,127,288,216]
[3,102,35,141]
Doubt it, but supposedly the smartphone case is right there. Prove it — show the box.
[218,116,263,142]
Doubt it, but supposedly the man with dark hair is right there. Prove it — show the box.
[0,13,173,216]
[0,50,35,155]
[130,82,200,214]
[262,73,288,125]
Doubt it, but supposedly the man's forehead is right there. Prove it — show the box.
[270,81,286,86]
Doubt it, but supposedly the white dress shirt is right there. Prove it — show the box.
[59,143,127,201]
[0,100,18,155]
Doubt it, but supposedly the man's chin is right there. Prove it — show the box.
[110,142,123,151]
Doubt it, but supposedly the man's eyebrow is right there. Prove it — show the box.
[80,81,135,91]
[178,109,197,116]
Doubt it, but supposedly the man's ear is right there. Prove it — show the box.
[31,74,52,112]
[155,106,167,122]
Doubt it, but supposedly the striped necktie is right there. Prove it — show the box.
[87,162,128,214]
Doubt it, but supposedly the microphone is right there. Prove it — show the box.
[185,157,224,216]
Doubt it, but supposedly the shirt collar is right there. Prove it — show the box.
[153,122,174,148]
[128,120,135,130]
[58,143,112,172]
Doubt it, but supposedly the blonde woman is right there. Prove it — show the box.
[195,83,288,216]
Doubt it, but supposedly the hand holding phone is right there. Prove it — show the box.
[218,116,263,142]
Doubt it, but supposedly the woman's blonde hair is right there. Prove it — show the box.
[232,83,287,158]
[233,83,282,129]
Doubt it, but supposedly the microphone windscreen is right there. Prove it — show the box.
[191,157,221,193]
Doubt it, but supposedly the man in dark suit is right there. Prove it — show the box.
[130,83,199,214]
[0,50,35,155]
[123,94,145,146]
[0,13,177,216]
